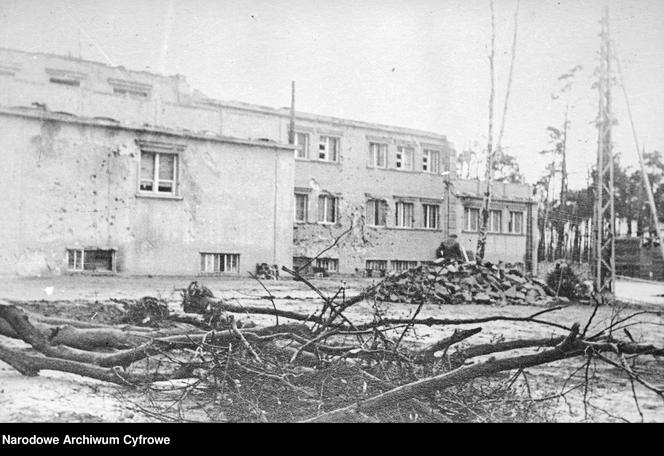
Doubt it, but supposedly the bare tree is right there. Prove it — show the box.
[476,0,520,261]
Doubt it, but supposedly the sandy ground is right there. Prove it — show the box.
[1,274,663,422]
[615,278,664,306]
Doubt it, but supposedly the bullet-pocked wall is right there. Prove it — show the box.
[0,110,294,276]
[286,119,456,275]
[0,47,538,276]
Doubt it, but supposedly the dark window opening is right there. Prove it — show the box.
[50,77,80,87]
[67,249,114,272]
[113,87,149,98]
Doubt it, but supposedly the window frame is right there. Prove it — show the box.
[464,207,480,232]
[369,142,388,168]
[200,253,241,274]
[66,249,115,273]
[318,135,340,162]
[318,194,339,224]
[294,132,310,160]
[391,260,419,272]
[422,204,440,230]
[395,201,415,228]
[315,257,339,273]
[508,211,525,235]
[294,193,309,223]
[108,78,152,100]
[366,260,388,271]
[395,146,414,171]
[366,199,388,227]
[422,149,441,174]
[136,141,185,199]
[489,209,503,233]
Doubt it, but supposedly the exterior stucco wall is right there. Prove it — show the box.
[0,47,539,276]
[289,119,455,274]
[452,179,538,269]
[0,112,293,276]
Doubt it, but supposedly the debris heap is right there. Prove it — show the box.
[371,260,557,306]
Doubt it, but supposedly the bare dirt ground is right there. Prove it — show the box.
[1,275,663,422]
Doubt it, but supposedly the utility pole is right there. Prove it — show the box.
[288,81,296,145]
[594,6,615,294]
[615,49,664,264]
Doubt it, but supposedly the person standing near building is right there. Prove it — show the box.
[436,234,466,262]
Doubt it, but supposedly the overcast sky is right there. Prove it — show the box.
[1,0,663,189]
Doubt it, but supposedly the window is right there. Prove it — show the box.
[395,146,413,170]
[200,253,240,273]
[318,136,340,162]
[318,194,338,223]
[113,87,149,98]
[422,149,440,174]
[489,210,502,233]
[295,193,308,222]
[366,199,387,226]
[366,260,387,271]
[369,142,388,168]
[391,260,419,272]
[67,249,114,272]
[139,151,178,195]
[464,207,480,232]
[295,132,310,159]
[315,258,339,273]
[423,204,440,230]
[395,201,414,228]
[509,211,524,234]
[49,77,80,87]
[109,78,152,99]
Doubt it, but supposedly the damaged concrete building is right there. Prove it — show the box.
[0,47,538,276]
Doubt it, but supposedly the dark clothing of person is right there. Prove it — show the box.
[436,238,464,260]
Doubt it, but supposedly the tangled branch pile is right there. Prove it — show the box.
[371,261,557,306]
[0,266,661,422]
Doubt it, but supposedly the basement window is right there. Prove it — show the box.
[391,260,418,272]
[366,260,387,271]
[315,258,339,273]
[200,253,240,274]
[67,249,114,272]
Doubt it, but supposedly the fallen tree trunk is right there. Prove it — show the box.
[0,304,319,370]
[302,324,584,422]
[416,327,482,361]
[0,344,177,385]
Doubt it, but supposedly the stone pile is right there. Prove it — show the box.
[371,260,558,306]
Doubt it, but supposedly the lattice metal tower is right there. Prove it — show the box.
[594,6,616,294]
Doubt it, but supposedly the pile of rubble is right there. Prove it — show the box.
[371,260,559,306]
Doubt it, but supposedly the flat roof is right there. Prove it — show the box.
[0,106,295,151]
[0,47,450,144]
